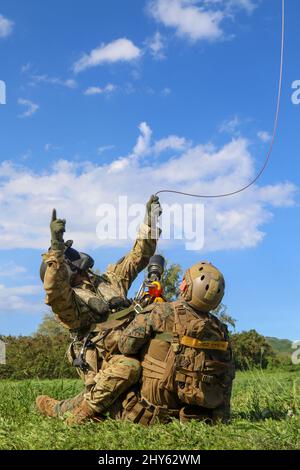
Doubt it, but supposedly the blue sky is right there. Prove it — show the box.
[0,0,299,340]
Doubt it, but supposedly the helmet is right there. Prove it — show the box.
[181,261,225,312]
[40,242,94,283]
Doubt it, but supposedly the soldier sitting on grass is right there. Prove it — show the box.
[36,195,161,424]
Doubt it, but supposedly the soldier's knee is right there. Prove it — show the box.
[128,358,141,383]
[118,356,141,384]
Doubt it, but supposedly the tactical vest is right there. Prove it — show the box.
[67,302,138,385]
[140,301,232,410]
[72,275,129,328]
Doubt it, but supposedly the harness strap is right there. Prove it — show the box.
[173,302,187,336]
[180,336,229,351]
[105,304,135,322]
[141,353,167,380]
[139,396,179,425]
[154,333,228,352]
[155,332,172,342]
[142,353,166,369]
[142,370,166,380]
[122,392,179,425]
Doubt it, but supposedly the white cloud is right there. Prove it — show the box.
[21,65,77,88]
[0,14,14,38]
[18,99,39,118]
[21,63,31,73]
[148,0,224,42]
[148,0,257,42]
[0,284,42,313]
[84,83,117,96]
[133,122,153,157]
[146,31,166,59]
[73,38,141,73]
[219,116,241,135]
[227,0,256,14]
[0,122,296,253]
[0,263,26,278]
[32,75,77,89]
[98,145,115,155]
[131,122,189,159]
[153,135,190,154]
[44,143,61,152]
[257,131,271,143]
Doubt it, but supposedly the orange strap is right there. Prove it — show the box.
[180,336,228,351]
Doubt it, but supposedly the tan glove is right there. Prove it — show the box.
[50,209,66,251]
[144,195,162,227]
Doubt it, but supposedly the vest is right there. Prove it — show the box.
[141,301,232,410]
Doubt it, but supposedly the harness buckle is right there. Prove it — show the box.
[134,303,143,314]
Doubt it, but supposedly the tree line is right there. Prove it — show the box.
[0,262,288,380]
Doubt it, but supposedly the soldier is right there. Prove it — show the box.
[36,195,161,424]
[118,262,235,425]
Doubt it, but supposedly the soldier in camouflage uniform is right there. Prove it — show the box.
[118,262,235,425]
[36,195,161,424]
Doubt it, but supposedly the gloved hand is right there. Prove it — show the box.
[144,195,162,227]
[50,209,66,251]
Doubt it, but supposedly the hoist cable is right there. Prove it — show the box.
[155,0,285,199]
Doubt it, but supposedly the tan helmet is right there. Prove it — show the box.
[181,261,225,312]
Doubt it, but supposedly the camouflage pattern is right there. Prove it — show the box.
[118,300,235,423]
[43,223,158,331]
[37,356,140,424]
[118,302,174,355]
[84,355,141,413]
[42,222,158,415]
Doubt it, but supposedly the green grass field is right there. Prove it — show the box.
[0,369,299,450]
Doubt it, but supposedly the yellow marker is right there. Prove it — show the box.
[180,336,228,351]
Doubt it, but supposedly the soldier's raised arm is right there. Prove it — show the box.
[41,209,83,330]
[105,195,162,295]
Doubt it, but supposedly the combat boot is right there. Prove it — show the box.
[64,399,96,425]
[36,392,88,420]
[36,395,62,418]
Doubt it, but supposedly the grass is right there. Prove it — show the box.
[0,369,299,450]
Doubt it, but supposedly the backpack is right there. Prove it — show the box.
[142,301,233,409]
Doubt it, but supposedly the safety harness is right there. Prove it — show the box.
[124,302,231,423]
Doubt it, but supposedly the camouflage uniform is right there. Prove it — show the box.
[118,299,235,425]
[42,222,158,415]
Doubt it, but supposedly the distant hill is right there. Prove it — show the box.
[266,337,292,360]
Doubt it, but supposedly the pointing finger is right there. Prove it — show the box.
[51,209,57,222]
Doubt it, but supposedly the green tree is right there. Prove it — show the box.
[0,334,76,380]
[36,313,68,338]
[231,329,278,370]
[162,261,182,301]
[212,303,236,330]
